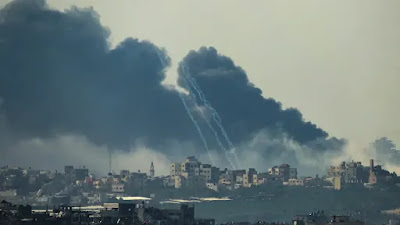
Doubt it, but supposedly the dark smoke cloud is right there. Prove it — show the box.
[0,0,196,150]
[0,0,344,164]
[178,47,345,152]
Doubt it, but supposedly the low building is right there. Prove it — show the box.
[293,211,328,225]
[70,195,85,206]
[329,215,364,225]
[293,211,364,225]
[137,204,195,225]
[87,193,105,205]
[0,189,17,197]
[288,178,304,186]
[206,182,218,192]
[111,184,125,193]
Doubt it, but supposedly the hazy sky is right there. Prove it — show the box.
[2,0,400,148]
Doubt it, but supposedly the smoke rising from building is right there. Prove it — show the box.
[0,0,346,173]
[177,47,345,153]
[0,0,194,150]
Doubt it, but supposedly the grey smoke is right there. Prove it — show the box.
[177,47,345,153]
[0,134,172,176]
[0,0,345,172]
[0,0,195,150]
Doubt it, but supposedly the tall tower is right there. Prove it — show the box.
[369,159,377,184]
[150,161,155,178]
[370,159,374,172]
[108,149,112,175]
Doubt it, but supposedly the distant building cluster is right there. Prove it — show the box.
[169,156,300,191]
[371,137,400,165]
[168,156,399,192]
[0,163,157,207]
[325,159,398,190]
[0,156,399,207]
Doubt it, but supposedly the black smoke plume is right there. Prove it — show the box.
[178,47,344,153]
[0,0,344,167]
[0,0,196,150]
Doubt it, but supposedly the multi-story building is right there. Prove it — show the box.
[327,161,369,184]
[171,156,214,188]
[243,168,257,187]
[170,163,182,179]
[371,137,398,164]
[219,173,232,186]
[200,164,212,181]
[64,166,74,182]
[268,164,297,182]
[345,161,369,183]
[74,167,89,181]
[218,169,246,187]
[199,164,219,183]
[129,172,147,186]
[64,166,89,182]
[254,172,270,185]
[181,156,201,178]
[290,168,298,179]
[120,170,130,177]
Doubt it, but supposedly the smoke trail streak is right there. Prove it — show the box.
[180,64,241,169]
[154,49,215,165]
[182,73,238,169]
[180,75,236,169]
[177,92,215,165]
[182,66,233,148]
[182,68,241,167]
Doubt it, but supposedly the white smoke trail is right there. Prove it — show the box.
[155,49,215,165]
[180,63,241,169]
[177,92,215,165]
[179,74,237,169]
